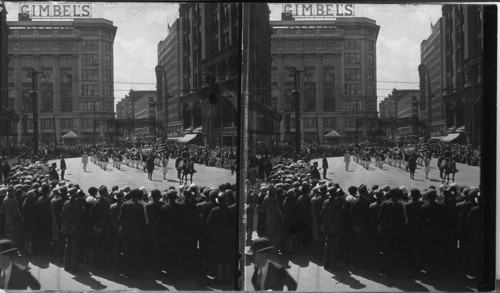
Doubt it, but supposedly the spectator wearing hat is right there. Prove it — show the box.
[159,189,182,274]
[264,187,282,250]
[282,189,298,254]
[180,189,200,275]
[343,151,351,171]
[206,191,233,282]
[311,185,326,261]
[256,186,268,238]
[36,183,52,254]
[464,193,479,277]
[442,187,458,273]
[146,189,163,274]
[1,161,10,184]
[0,187,7,238]
[246,190,258,245]
[0,239,40,290]
[198,188,218,274]
[61,187,83,272]
[79,188,95,265]
[310,162,320,180]
[419,189,446,277]
[110,190,125,269]
[368,189,384,267]
[349,184,370,268]
[249,237,297,291]
[378,188,405,276]
[296,182,312,246]
[3,188,22,248]
[50,187,65,261]
[456,188,477,271]
[21,190,38,255]
[119,189,146,279]
[60,155,66,180]
[321,187,343,271]
[49,164,59,181]
[405,188,423,271]
[91,185,112,269]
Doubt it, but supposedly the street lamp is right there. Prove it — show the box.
[288,67,310,154]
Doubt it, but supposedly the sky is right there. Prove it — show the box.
[4,2,442,105]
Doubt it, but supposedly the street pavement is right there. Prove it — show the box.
[244,156,481,292]
[51,156,236,193]
[19,157,236,291]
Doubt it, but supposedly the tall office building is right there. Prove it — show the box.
[245,3,282,151]
[420,18,444,135]
[441,5,483,146]
[177,3,240,146]
[157,19,181,138]
[7,13,116,144]
[0,3,19,151]
[271,14,380,144]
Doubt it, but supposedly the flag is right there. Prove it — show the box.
[419,143,429,153]
[157,143,167,153]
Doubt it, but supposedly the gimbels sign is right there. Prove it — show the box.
[19,3,92,18]
[283,3,355,17]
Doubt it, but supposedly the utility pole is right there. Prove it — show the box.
[354,103,360,144]
[93,102,97,144]
[27,68,45,156]
[289,67,310,154]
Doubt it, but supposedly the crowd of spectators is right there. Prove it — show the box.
[0,157,237,285]
[246,155,481,280]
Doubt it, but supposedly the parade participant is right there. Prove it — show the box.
[175,157,183,181]
[161,156,169,180]
[81,152,89,172]
[343,151,350,171]
[424,155,431,179]
[438,154,446,180]
[321,154,328,180]
[249,237,297,291]
[0,239,41,290]
[60,155,67,180]
[408,154,417,180]
[146,155,155,181]
[446,158,457,184]
[440,158,449,183]
[184,159,196,185]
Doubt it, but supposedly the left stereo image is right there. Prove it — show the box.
[0,2,240,290]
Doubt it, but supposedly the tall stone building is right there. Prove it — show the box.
[0,3,19,152]
[441,5,483,146]
[7,14,116,144]
[157,19,181,138]
[271,14,380,144]
[420,18,444,135]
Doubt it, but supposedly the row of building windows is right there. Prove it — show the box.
[81,101,113,112]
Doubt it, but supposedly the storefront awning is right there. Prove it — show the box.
[178,133,198,144]
[324,130,342,138]
[61,131,79,138]
[441,132,462,143]
[166,137,181,141]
